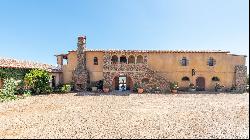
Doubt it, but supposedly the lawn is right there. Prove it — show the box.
[0,92,249,139]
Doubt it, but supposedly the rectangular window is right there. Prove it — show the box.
[94,57,98,65]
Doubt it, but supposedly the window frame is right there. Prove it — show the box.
[93,57,98,65]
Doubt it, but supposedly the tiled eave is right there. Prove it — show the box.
[0,58,62,73]
[55,49,230,56]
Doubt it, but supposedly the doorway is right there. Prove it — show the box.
[196,77,205,91]
[112,75,132,91]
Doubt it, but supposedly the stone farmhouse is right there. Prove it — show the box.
[0,36,247,92]
[54,36,247,92]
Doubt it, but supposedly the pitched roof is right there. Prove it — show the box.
[0,58,61,72]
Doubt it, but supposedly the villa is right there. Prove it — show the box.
[53,36,247,92]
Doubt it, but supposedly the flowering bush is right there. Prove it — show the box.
[170,82,179,90]
[0,78,18,102]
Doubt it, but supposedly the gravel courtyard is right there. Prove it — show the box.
[0,92,249,139]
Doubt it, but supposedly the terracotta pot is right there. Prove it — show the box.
[92,87,97,92]
[103,88,109,93]
[137,88,144,94]
[171,89,178,93]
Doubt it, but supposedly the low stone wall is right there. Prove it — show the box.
[235,65,247,92]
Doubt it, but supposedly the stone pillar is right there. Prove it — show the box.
[73,36,89,91]
[235,65,247,92]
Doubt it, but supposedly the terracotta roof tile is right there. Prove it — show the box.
[56,49,230,56]
[84,49,230,53]
[0,58,61,72]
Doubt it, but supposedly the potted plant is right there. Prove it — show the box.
[133,83,138,92]
[188,83,196,92]
[103,82,110,93]
[170,82,179,93]
[215,83,224,92]
[90,82,97,92]
[137,83,144,94]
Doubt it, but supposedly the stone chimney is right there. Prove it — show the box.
[73,35,89,91]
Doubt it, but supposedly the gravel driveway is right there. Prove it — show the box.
[0,92,249,139]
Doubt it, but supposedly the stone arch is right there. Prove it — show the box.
[111,55,118,64]
[128,55,135,64]
[120,55,127,64]
[137,55,143,63]
[111,73,134,91]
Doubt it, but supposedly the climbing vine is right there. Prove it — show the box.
[0,68,30,80]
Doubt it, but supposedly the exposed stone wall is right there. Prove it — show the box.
[73,36,89,91]
[235,65,247,92]
[103,52,170,92]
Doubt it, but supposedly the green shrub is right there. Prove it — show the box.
[60,84,72,93]
[133,83,139,92]
[0,78,18,101]
[24,69,51,94]
[23,89,32,97]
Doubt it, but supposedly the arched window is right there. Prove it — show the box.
[181,57,188,66]
[182,76,190,81]
[93,57,98,65]
[208,57,216,66]
[128,55,135,64]
[120,55,127,64]
[111,55,118,64]
[142,78,150,84]
[137,55,143,63]
[212,77,220,81]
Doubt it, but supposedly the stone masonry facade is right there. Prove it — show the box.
[103,51,170,92]
[235,65,247,92]
[73,36,89,91]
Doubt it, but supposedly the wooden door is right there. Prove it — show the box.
[196,77,205,91]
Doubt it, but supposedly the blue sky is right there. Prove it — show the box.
[0,0,249,70]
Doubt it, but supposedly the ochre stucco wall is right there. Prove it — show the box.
[62,51,78,84]
[86,51,104,82]
[61,51,104,84]
[147,53,246,90]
